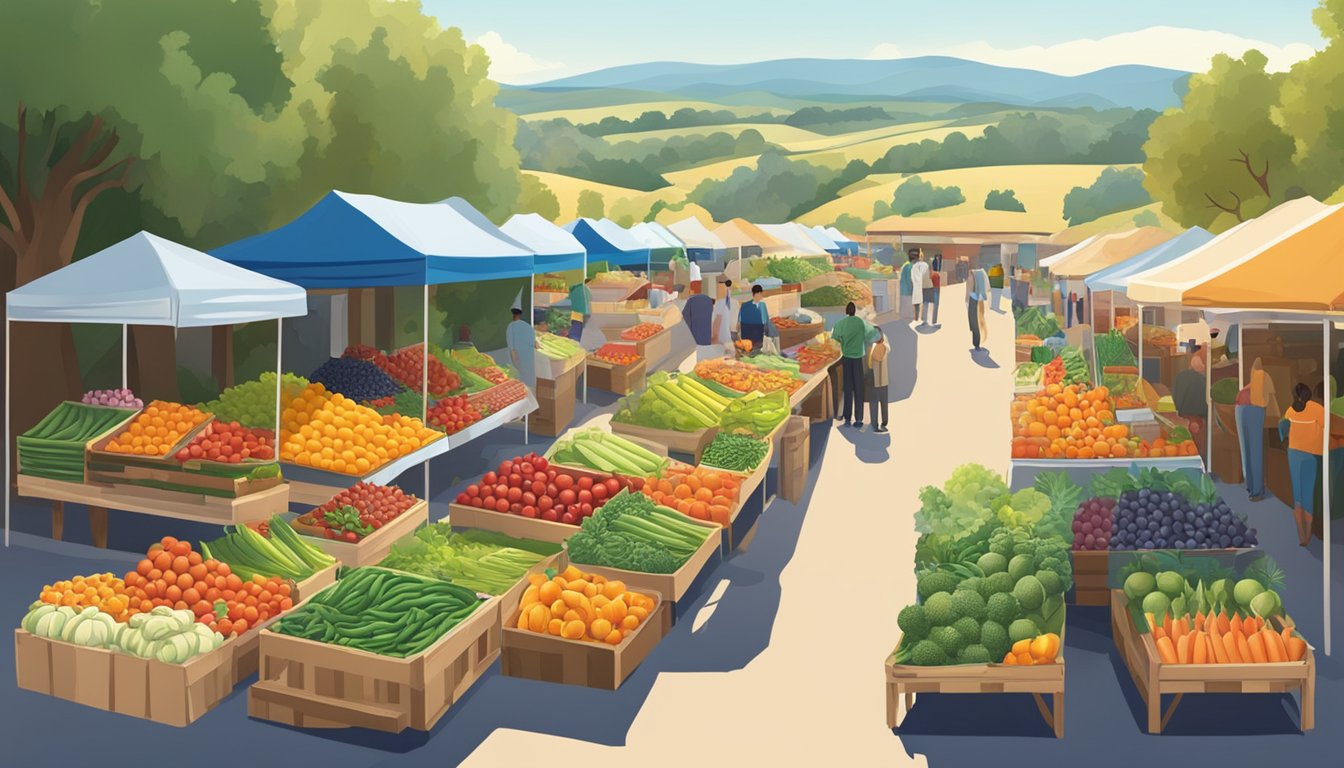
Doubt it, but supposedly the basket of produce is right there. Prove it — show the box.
[795,337,840,374]
[693,358,802,396]
[18,401,138,482]
[450,452,637,542]
[564,489,723,620]
[87,419,284,498]
[615,321,664,342]
[546,427,670,477]
[1110,554,1314,733]
[288,482,428,566]
[536,332,586,379]
[766,257,828,284]
[502,565,668,689]
[587,347,647,395]
[250,567,499,732]
[90,400,212,462]
[637,465,743,529]
[1013,362,1043,393]
[1096,329,1137,369]
[611,372,727,458]
[426,395,487,435]
[717,389,790,438]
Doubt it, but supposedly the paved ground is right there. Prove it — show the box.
[2,283,1341,767]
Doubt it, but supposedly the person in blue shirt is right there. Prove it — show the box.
[738,284,769,352]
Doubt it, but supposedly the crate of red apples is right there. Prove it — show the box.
[290,482,429,566]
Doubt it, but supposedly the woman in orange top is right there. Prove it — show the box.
[1283,382,1326,546]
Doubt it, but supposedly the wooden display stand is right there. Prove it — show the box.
[610,421,717,463]
[776,322,822,350]
[1110,590,1314,733]
[501,591,669,690]
[533,362,582,437]
[15,629,237,727]
[778,416,810,504]
[603,326,673,368]
[447,502,578,544]
[292,499,429,567]
[586,355,647,395]
[885,640,1065,738]
[565,518,722,623]
[248,595,501,733]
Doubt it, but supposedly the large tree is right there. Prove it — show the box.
[1276,0,1344,197]
[1142,51,1301,229]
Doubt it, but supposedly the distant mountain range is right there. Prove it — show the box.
[517,56,1190,111]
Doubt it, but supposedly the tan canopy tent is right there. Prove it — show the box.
[1039,227,1174,278]
[714,218,789,255]
[757,223,829,256]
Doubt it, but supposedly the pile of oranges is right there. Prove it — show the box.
[1011,384,1141,459]
[104,401,210,456]
[36,573,132,621]
[279,383,442,475]
[637,466,739,525]
[516,566,655,645]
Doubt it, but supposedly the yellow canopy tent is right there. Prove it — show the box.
[1181,202,1343,657]
[1039,227,1174,278]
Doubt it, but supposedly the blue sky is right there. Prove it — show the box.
[423,0,1325,82]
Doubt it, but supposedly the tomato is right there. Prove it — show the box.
[510,503,522,515]
[466,484,480,497]
[482,471,497,486]
[547,483,559,498]
[521,492,537,506]
[470,497,485,509]
[495,499,510,513]
[520,462,534,476]
[580,503,593,517]
[555,474,574,491]
[591,483,608,500]
[560,511,576,525]
[456,493,470,505]
[499,461,512,476]
[532,480,547,496]
[552,504,566,517]
[578,489,593,504]
[558,489,576,506]
[605,478,622,495]
[540,508,559,522]
[520,505,538,518]
[537,496,553,511]
[577,476,593,491]
[534,457,549,471]
[494,484,508,498]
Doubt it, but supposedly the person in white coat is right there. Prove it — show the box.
[712,278,737,355]
[910,250,931,326]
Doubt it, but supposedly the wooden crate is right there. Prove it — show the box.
[293,563,339,601]
[14,629,237,727]
[86,414,214,470]
[248,595,501,732]
[1110,590,1315,733]
[16,475,290,526]
[610,421,717,463]
[292,500,429,568]
[564,518,723,623]
[85,462,283,499]
[495,550,568,629]
[536,349,586,381]
[1071,550,1109,606]
[501,590,669,690]
[533,364,579,437]
[776,322,822,350]
[884,641,1065,737]
[586,356,647,395]
[447,502,579,544]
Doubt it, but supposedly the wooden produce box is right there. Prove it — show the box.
[586,355,647,396]
[86,414,214,471]
[776,322,822,350]
[564,518,723,624]
[495,549,568,630]
[1110,590,1314,733]
[292,563,340,601]
[589,281,645,304]
[533,363,580,437]
[226,563,340,684]
[610,420,717,463]
[447,502,580,544]
[501,590,669,690]
[248,595,501,733]
[1071,548,1257,606]
[15,629,236,727]
[292,499,429,568]
[536,349,587,381]
[17,474,290,527]
[85,461,284,499]
[885,639,1065,738]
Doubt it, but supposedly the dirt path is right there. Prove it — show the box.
[462,283,1014,765]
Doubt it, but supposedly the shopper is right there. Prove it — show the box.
[567,278,591,341]
[1281,382,1325,546]
[1234,357,1279,501]
[682,287,716,361]
[738,284,769,352]
[832,302,868,427]
[968,267,988,350]
[914,251,935,326]
[688,258,702,295]
[988,262,1005,312]
[505,307,537,390]
[712,278,736,355]
[868,331,890,432]
[928,266,942,326]
[1173,350,1208,461]
[899,251,915,319]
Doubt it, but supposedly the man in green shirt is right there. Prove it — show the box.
[832,302,870,427]
[567,278,591,342]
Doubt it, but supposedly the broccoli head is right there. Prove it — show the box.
[930,625,965,656]
[958,644,992,664]
[898,604,930,640]
[951,589,986,622]
[952,616,981,645]
[910,639,947,666]
[924,592,956,626]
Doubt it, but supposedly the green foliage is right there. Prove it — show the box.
[574,107,779,137]
[784,106,892,132]
[689,152,843,223]
[1132,209,1161,227]
[832,213,867,233]
[984,188,1026,212]
[576,189,605,219]
[1062,167,1152,226]
[875,175,965,218]
[518,175,560,220]
[995,488,1052,530]
[913,464,1008,542]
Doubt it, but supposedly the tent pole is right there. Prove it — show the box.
[122,324,128,389]
[1237,324,1244,386]
[274,319,282,449]
[1137,304,1144,388]
[1324,317,1332,656]
[4,319,9,546]
[1205,345,1212,472]
[423,285,430,507]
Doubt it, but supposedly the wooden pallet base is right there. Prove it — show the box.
[884,647,1065,738]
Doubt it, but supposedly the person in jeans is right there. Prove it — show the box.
[868,331,890,432]
[898,254,914,319]
[738,284,769,352]
[927,267,941,326]
[1235,358,1279,501]
[968,267,988,350]
[1281,382,1326,546]
[831,302,868,427]
[567,278,591,341]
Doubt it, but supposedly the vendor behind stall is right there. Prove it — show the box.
[683,288,716,361]
[739,284,769,351]
[1172,346,1208,459]
[712,277,737,355]
[568,278,591,341]
[506,306,537,389]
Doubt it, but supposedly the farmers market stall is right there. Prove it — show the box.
[802,224,843,257]
[212,192,541,506]
[715,218,790,280]
[667,216,736,275]
[564,217,652,280]
[824,226,861,257]
[1180,204,1343,655]
[5,231,307,547]
[758,223,831,257]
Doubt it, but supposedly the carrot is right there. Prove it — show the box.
[1192,631,1208,664]
[1247,631,1268,663]
[1152,624,1167,640]
[1194,611,1205,632]
[1156,634,1178,664]
[1177,632,1191,664]
[1285,632,1308,662]
[1222,630,1243,663]
[1229,613,1242,637]
[1162,612,1174,637]
[1217,611,1231,635]
[1243,616,1259,634]
[1237,630,1254,664]
[1262,629,1285,663]
[1145,612,1158,633]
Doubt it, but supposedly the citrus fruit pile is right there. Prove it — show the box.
[279,383,441,474]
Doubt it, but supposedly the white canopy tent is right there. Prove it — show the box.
[4,231,309,544]
[757,223,830,256]
[804,225,842,254]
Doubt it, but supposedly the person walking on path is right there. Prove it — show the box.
[832,302,869,428]
[927,267,941,327]
[738,284,769,352]
[506,307,537,390]
[712,278,737,356]
[899,253,915,320]
[867,331,890,432]
[1281,382,1326,546]
[567,278,591,342]
[911,250,934,326]
[682,287,717,362]
[988,262,1005,312]
[968,267,989,350]
[1235,357,1279,501]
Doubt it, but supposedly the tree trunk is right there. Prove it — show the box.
[127,325,179,402]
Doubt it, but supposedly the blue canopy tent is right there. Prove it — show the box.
[564,218,651,273]
[501,213,587,275]
[212,190,541,500]
[803,225,843,256]
[824,226,861,256]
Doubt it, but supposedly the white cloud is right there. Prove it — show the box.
[473,31,564,84]
[867,26,1318,75]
